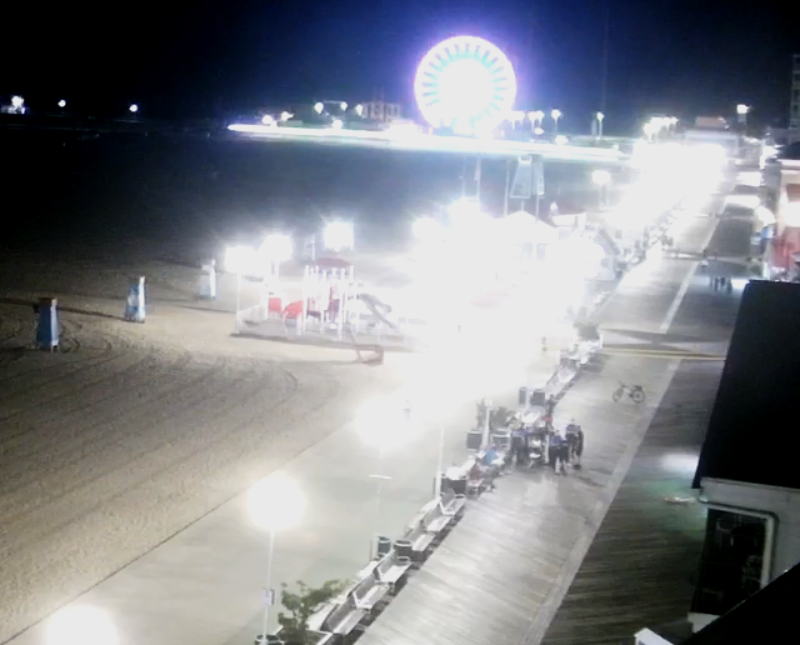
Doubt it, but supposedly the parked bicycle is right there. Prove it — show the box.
[612,381,645,404]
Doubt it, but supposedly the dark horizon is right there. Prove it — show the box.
[5,1,799,134]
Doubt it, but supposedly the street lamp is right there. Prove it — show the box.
[323,221,354,252]
[592,169,611,210]
[128,104,138,114]
[551,109,562,132]
[58,99,67,109]
[340,101,348,111]
[736,103,750,127]
[225,245,257,333]
[357,396,416,556]
[261,114,275,126]
[314,102,324,114]
[248,478,305,643]
[595,112,605,138]
[279,111,293,122]
[46,606,119,645]
[258,234,293,286]
[355,104,364,117]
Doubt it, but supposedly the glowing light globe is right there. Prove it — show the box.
[414,36,516,134]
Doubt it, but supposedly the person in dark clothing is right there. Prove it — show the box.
[566,421,584,469]
[549,431,569,474]
[515,428,529,466]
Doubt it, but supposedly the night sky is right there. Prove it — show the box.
[5,0,799,132]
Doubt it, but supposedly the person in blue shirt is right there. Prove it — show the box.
[482,444,497,467]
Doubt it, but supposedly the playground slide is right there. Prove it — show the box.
[358,293,399,332]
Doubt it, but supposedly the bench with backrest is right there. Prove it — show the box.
[402,517,435,560]
[440,487,467,518]
[374,549,412,589]
[319,596,367,638]
[349,569,391,612]
[421,496,453,534]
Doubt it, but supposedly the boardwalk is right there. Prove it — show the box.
[357,351,680,645]
[541,361,720,645]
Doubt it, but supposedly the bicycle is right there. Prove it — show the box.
[612,381,645,404]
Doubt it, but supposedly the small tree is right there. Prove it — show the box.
[277,579,348,644]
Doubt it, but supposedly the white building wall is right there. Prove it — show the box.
[701,477,800,578]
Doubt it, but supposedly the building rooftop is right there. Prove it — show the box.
[693,280,800,490]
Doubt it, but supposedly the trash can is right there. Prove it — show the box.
[448,477,467,496]
[530,388,546,406]
[376,535,392,558]
[394,539,412,559]
[518,386,528,405]
[466,430,483,451]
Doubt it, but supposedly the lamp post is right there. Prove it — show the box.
[248,478,305,644]
[357,396,415,558]
[323,221,354,253]
[592,169,611,210]
[226,245,257,333]
[46,606,119,645]
[259,234,293,288]
[595,111,605,139]
[551,109,562,133]
[736,103,750,128]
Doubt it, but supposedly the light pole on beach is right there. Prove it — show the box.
[248,478,305,644]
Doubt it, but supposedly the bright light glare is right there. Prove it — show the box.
[259,234,293,264]
[592,170,611,186]
[225,245,258,275]
[280,111,293,121]
[413,217,443,241]
[324,221,354,251]
[736,104,749,115]
[128,104,138,113]
[439,59,492,122]
[11,95,24,108]
[660,452,699,476]
[314,102,324,114]
[331,119,343,130]
[58,99,67,108]
[448,198,481,220]
[551,109,562,120]
[248,478,305,530]
[555,135,568,145]
[414,36,517,132]
[355,104,364,117]
[261,115,275,125]
[47,606,118,645]
[356,396,418,450]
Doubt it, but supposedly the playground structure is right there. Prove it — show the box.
[235,259,430,350]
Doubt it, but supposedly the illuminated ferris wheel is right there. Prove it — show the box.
[414,36,517,134]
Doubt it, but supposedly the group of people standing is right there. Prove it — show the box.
[506,416,585,476]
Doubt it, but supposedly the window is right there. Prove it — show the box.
[691,509,768,617]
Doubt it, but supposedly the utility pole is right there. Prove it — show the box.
[600,3,610,118]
